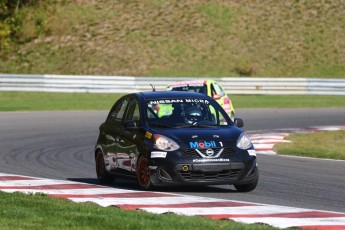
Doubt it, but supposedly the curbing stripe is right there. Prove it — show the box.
[249,126,345,155]
[1,172,345,229]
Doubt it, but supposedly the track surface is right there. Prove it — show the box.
[0,108,344,213]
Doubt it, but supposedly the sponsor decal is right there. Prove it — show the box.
[149,99,210,105]
[189,141,216,149]
[248,149,256,156]
[185,99,209,104]
[151,151,167,158]
[145,132,153,139]
[193,158,230,163]
[149,99,183,104]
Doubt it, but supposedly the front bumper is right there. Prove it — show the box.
[149,152,257,187]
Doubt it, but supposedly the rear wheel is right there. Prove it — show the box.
[96,150,113,184]
[137,155,153,190]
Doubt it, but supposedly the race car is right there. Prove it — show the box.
[166,80,235,121]
[95,91,258,192]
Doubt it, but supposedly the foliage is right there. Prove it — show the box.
[0,0,43,49]
[0,1,345,77]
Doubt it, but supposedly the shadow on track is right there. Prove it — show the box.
[67,177,237,193]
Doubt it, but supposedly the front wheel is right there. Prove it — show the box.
[136,155,154,190]
[234,170,258,192]
[96,150,113,184]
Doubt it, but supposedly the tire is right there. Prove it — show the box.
[96,150,113,184]
[136,155,153,190]
[234,169,259,192]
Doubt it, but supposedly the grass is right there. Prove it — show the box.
[231,94,345,109]
[1,1,345,77]
[0,92,344,111]
[273,131,345,160]
[0,192,279,230]
[0,92,121,111]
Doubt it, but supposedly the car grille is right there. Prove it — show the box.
[182,147,235,158]
[179,169,242,181]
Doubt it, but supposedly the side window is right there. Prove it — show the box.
[209,104,228,125]
[213,83,225,97]
[147,104,157,119]
[125,98,140,124]
[109,98,129,122]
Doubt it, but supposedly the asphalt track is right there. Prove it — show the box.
[0,108,344,213]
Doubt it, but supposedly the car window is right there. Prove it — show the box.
[212,83,225,97]
[108,98,129,122]
[125,98,140,124]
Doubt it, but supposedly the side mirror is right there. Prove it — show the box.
[212,94,221,100]
[234,118,244,128]
[124,120,138,130]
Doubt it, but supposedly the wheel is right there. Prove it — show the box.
[136,155,153,190]
[234,169,258,192]
[96,150,113,184]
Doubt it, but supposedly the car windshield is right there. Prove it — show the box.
[166,85,207,94]
[145,98,231,128]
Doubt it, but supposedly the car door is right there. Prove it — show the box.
[115,97,142,175]
[101,96,129,173]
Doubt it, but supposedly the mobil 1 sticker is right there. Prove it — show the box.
[189,140,223,149]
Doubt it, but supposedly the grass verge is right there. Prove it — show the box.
[273,131,345,160]
[0,92,344,111]
[0,192,278,230]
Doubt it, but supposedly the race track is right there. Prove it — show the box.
[0,108,344,213]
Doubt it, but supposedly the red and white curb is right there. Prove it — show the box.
[248,126,345,155]
[1,173,345,230]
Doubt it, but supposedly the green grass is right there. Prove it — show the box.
[1,1,345,77]
[273,131,345,160]
[0,192,279,230]
[0,92,344,111]
[231,95,345,108]
[0,92,121,111]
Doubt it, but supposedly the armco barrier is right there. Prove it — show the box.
[0,74,344,95]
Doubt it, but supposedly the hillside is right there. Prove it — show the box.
[0,0,344,78]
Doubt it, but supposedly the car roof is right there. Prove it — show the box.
[136,91,211,100]
[167,79,219,87]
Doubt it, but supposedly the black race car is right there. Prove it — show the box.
[95,91,258,192]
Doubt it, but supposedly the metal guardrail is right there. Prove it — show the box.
[0,74,344,95]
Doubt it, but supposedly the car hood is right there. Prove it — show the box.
[151,126,243,149]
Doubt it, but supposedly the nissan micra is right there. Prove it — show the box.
[95,91,258,192]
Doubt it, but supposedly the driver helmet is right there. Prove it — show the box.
[185,107,202,124]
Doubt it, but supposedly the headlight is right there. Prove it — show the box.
[154,134,180,151]
[236,133,253,150]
